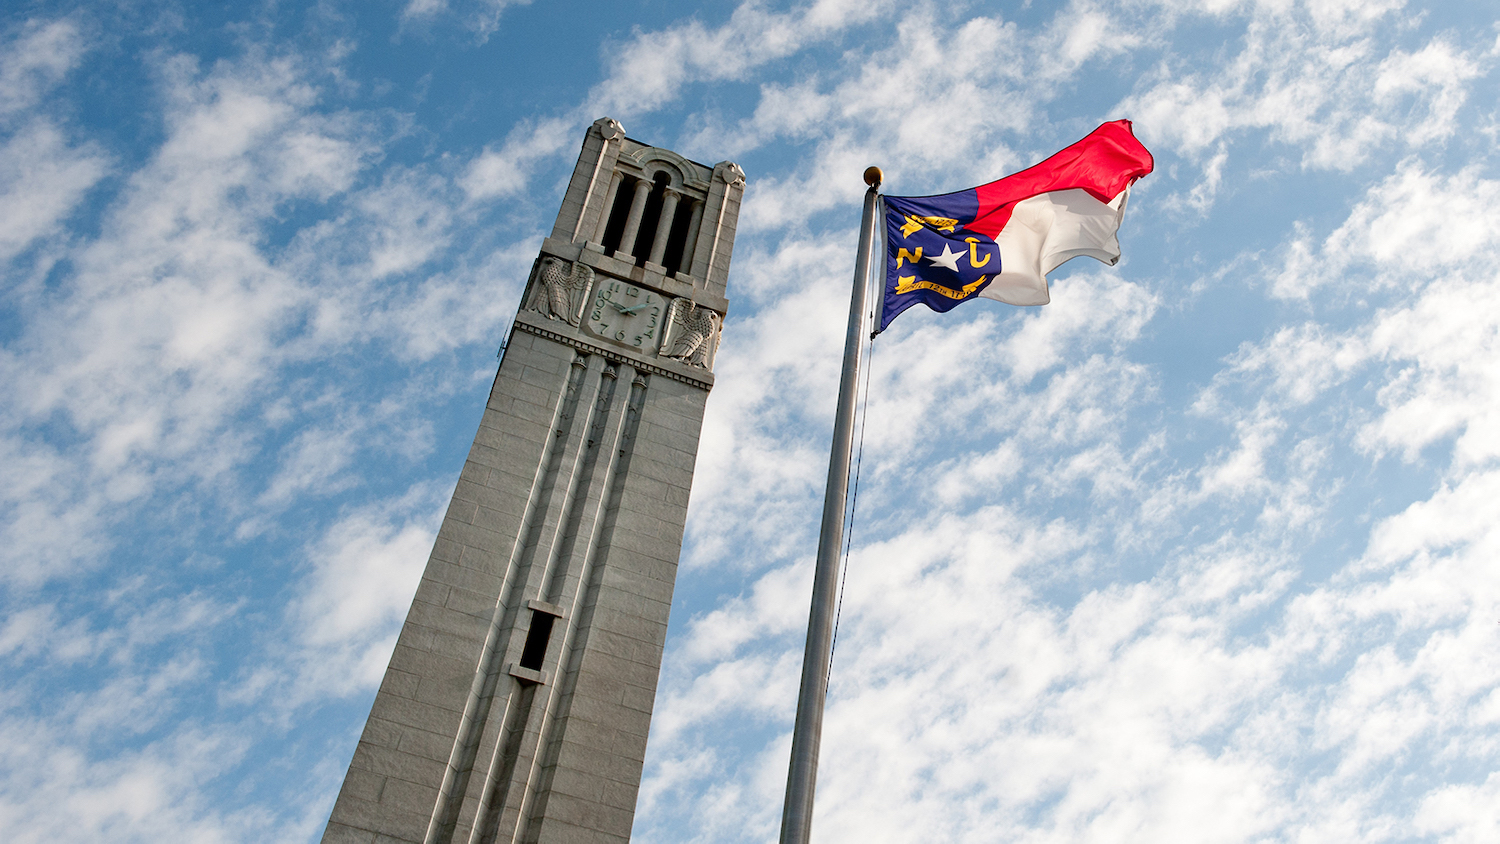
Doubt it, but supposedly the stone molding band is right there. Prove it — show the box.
[513,319,714,391]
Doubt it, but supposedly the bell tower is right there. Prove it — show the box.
[322,118,744,844]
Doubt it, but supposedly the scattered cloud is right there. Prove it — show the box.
[5,0,1500,841]
[400,0,533,40]
[0,18,88,120]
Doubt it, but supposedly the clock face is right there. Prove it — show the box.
[586,280,663,352]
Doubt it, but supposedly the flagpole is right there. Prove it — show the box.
[779,166,883,844]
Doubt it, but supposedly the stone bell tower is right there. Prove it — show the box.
[322,118,744,844]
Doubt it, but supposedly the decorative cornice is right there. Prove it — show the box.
[514,319,714,391]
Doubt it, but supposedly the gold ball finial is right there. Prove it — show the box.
[863,166,883,188]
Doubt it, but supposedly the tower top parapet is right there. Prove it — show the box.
[544,117,744,310]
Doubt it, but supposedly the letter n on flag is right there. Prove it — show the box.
[877,120,1154,332]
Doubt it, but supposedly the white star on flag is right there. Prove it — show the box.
[926,242,964,271]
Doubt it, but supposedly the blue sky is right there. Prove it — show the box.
[3,0,1500,841]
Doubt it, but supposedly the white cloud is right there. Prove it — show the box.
[586,0,898,120]
[0,120,108,262]
[461,116,574,201]
[1327,163,1500,276]
[0,18,87,120]
[1360,272,1500,464]
[1255,163,1500,466]
[1223,323,1365,404]
[400,0,532,38]
[1124,1,1487,171]
[298,495,437,651]
[355,168,456,279]
[1374,40,1480,146]
[0,720,286,844]
[0,41,519,585]
[402,0,447,18]
[1415,772,1500,842]
[285,489,440,698]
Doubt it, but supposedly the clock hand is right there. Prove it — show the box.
[618,303,650,314]
[607,301,633,314]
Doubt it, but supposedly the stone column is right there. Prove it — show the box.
[648,187,681,268]
[679,198,704,278]
[617,178,653,260]
[591,171,624,247]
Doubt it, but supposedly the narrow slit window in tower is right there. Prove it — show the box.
[518,610,555,671]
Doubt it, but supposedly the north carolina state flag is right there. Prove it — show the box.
[878,121,1154,332]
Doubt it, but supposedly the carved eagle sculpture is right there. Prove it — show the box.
[531,257,593,326]
[666,301,720,368]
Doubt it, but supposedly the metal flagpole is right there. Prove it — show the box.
[779,166,883,844]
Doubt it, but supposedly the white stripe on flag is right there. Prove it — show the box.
[982,186,1131,306]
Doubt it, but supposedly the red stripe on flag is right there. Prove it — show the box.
[967,120,1154,240]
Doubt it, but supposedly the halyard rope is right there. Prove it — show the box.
[827,328,876,681]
